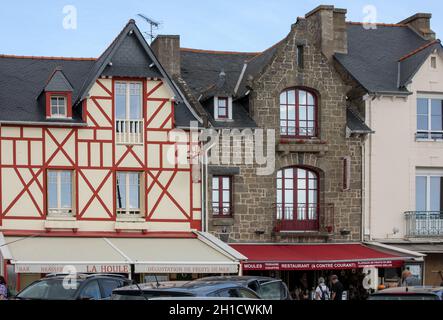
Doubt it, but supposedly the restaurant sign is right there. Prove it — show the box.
[135,263,239,274]
[14,264,131,274]
[243,260,404,271]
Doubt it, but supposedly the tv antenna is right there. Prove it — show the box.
[137,14,162,43]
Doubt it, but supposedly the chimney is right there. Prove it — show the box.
[399,13,435,40]
[151,35,181,77]
[305,5,348,60]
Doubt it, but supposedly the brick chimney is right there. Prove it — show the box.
[151,35,181,77]
[399,13,435,40]
[305,5,348,60]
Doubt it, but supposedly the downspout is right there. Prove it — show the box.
[201,136,217,232]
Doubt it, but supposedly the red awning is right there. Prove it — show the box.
[231,243,413,271]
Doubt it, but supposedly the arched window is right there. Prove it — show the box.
[280,88,317,137]
[276,167,319,231]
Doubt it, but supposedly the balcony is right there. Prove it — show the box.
[115,119,143,144]
[273,203,334,234]
[405,211,443,237]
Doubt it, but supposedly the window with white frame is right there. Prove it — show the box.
[212,176,232,216]
[214,97,232,120]
[115,82,143,144]
[416,172,443,212]
[116,172,142,217]
[50,96,67,118]
[417,97,443,140]
[47,170,73,216]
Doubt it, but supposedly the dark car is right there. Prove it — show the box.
[15,274,132,300]
[368,286,443,301]
[111,280,261,300]
[192,276,291,300]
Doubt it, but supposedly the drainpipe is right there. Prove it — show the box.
[200,134,217,232]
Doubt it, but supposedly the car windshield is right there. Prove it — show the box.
[17,279,80,300]
[368,294,439,301]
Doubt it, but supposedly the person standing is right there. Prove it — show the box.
[331,275,344,301]
[400,270,420,287]
[0,276,8,300]
[315,277,330,300]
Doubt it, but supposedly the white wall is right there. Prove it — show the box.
[366,51,443,240]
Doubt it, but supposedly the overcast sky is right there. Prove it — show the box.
[0,0,441,57]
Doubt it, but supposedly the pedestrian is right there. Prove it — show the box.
[315,277,330,300]
[0,275,8,300]
[401,270,420,287]
[331,275,344,301]
[438,271,443,286]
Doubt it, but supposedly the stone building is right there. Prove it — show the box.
[152,5,416,292]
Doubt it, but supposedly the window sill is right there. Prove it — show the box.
[415,138,443,142]
[46,215,76,221]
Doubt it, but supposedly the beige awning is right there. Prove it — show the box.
[1,236,131,274]
[0,232,241,274]
[107,237,240,274]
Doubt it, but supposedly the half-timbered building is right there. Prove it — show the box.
[0,20,243,293]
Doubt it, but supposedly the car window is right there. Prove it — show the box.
[247,280,260,292]
[368,294,439,301]
[100,279,124,298]
[260,281,284,300]
[79,280,101,300]
[238,288,258,299]
[216,288,241,298]
[17,279,78,300]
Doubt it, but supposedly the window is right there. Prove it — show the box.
[431,56,437,69]
[116,172,142,217]
[115,82,143,144]
[417,97,443,140]
[297,45,304,69]
[280,88,317,137]
[416,174,443,212]
[79,280,101,300]
[47,170,73,216]
[212,176,232,216]
[100,279,125,298]
[276,167,319,231]
[216,97,229,119]
[50,96,67,117]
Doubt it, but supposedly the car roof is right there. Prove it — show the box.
[114,280,253,295]
[42,273,129,281]
[373,286,443,295]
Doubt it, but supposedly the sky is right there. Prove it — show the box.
[0,0,442,57]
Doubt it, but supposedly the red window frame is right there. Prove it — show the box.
[45,91,72,118]
[212,176,233,216]
[276,167,319,231]
[217,97,229,119]
[280,88,317,138]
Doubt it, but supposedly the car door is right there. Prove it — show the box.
[259,280,287,300]
[78,280,102,300]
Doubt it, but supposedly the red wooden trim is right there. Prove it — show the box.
[96,79,113,97]
[1,230,197,238]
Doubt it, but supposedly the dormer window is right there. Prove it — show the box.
[50,95,67,117]
[214,96,232,120]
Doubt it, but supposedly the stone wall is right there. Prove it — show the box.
[206,15,365,244]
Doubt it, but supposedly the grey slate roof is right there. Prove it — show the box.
[346,108,372,134]
[45,68,74,92]
[335,23,439,94]
[0,20,201,126]
[0,56,94,123]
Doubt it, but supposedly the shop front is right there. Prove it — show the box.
[0,231,244,295]
[231,243,423,300]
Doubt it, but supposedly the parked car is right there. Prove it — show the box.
[192,276,291,300]
[368,286,443,300]
[111,280,261,300]
[15,274,132,300]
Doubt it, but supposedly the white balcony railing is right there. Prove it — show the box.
[405,211,443,237]
[117,209,142,219]
[47,208,74,218]
[115,119,143,144]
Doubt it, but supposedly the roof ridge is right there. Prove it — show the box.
[245,38,285,63]
[346,21,408,27]
[180,47,259,55]
[398,39,441,62]
[0,54,96,61]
